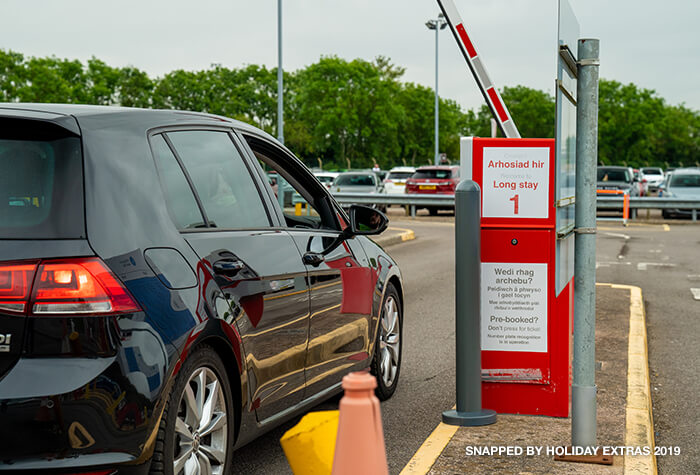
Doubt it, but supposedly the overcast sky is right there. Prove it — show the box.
[2,0,699,112]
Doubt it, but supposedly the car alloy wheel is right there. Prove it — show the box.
[379,296,400,388]
[152,346,233,475]
[371,283,402,400]
[173,367,228,475]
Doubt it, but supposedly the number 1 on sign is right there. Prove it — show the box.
[509,194,519,214]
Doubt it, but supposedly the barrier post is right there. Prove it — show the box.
[572,37,600,449]
[442,180,497,426]
[622,192,630,226]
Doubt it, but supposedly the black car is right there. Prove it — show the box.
[0,104,404,474]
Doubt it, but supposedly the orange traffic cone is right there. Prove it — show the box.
[332,371,389,475]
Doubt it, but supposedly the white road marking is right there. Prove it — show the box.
[604,232,631,240]
[596,261,632,269]
[637,262,677,271]
[691,288,700,301]
[688,275,700,282]
[648,249,662,253]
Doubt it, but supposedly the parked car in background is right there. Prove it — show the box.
[640,167,665,192]
[383,166,416,195]
[597,166,642,197]
[313,171,339,190]
[405,165,461,215]
[331,171,386,212]
[0,104,403,475]
[633,169,648,196]
[659,168,700,218]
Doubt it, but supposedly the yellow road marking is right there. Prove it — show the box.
[387,227,416,242]
[662,224,670,232]
[399,410,458,475]
[598,283,657,475]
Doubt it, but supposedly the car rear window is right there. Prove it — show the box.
[597,168,630,182]
[0,119,84,239]
[641,167,663,175]
[670,174,700,187]
[413,169,453,179]
[334,174,376,186]
[388,171,413,180]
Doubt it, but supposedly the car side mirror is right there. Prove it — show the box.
[347,205,388,236]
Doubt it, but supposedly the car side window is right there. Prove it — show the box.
[150,134,206,230]
[243,134,340,232]
[166,130,270,229]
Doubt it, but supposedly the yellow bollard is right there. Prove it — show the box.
[295,202,302,216]
[280,410,339,475]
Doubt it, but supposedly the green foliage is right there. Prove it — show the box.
[466,85,555,139]
[0,48,697,169]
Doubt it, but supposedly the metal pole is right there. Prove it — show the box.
[434,26,440,166]
[572,38,600,448]
[442,180,497,427]
[277,0,284,145]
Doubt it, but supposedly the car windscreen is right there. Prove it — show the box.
[641,167,663,175]
[413,169,453,179]
[597,168,630,182]
[0,119,84,239]
[670,174,700,188]
[334,174,375,186]
[388,171,413,180]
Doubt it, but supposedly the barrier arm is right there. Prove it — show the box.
[436,0,521,138]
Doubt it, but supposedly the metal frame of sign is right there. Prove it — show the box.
[555,0,579,295]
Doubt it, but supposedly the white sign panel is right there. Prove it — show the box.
[481,262,548,352]
[482,147,550,219]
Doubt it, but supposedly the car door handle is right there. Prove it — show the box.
[302,252,325,267]
[213,259,245,276]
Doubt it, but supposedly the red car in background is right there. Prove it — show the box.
[405,165,461,215]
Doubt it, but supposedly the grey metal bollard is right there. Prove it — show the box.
[442,180,497,427]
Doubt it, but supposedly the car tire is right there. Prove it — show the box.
[151,346,234,475]
[428,207,438,216]
[662,209,671,219]
[371,283,402,401]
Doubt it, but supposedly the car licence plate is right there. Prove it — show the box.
[419,185,436,190]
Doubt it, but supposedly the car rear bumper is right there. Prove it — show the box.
[0,341,165,471]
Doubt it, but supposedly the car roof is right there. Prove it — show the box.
[337,171,376,176]
[415,165,458,170]
[389,166,416,172]
[597,166,630,170]
[669,167,700,175]
[0,102,264,135]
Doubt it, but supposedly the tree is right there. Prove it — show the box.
[294,56,404,168]
[466,85,555,139]
[1,48,697,169]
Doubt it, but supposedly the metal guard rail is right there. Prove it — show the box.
[329,193,700,219]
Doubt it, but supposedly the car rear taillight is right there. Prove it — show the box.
[0,261,38,314]
[384,179,393,184]
[0,258,140,316]
[32,258,141,315]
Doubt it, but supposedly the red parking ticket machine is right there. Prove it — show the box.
[461,137,575,417]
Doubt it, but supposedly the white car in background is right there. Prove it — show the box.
[640,167,665,192]
[314,171,339,190]
[383,166,416,195]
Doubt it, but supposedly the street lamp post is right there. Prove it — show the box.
[277,0,284,145]
[426,13,447,166]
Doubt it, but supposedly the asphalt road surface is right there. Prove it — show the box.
[233,218,458,474]
[233,215,699,474]
[595,221,700,474]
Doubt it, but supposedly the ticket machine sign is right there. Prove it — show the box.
[482,147,550,219]
[461,137,573,418]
